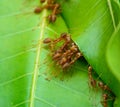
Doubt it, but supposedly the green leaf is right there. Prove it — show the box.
[0,0,103,107]
[59,0,120,105]
[107,23,120,107]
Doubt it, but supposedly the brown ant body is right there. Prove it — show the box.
[34,7,43,14]
[101,94,108,107]
[88,66,97,88]
[48,3,60,22]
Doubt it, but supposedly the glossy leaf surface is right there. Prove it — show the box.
[0,0,120,107]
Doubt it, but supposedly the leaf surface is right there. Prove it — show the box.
[0,0,103,107]
[58,0,120,106]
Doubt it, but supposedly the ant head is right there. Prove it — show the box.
[88,66,92,72]
[60,33,67,38]
[43,38,52,44]
[76,52,82,58]
[55,3,60,8]
[60,33,71,43]
[70,45,78,52]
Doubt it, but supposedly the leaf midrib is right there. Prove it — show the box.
[29,10,47,107]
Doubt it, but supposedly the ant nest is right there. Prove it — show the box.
[43,33,82,70]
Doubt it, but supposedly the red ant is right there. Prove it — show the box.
[88,66,97,88]
[101,94,108,107]
[101,93,115,107]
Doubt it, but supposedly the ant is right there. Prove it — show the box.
[101,94,108,107]
[101,93,115,107]
[88,66,97,88]
[48,3,60,22]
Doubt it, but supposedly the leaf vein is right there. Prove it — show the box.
[12,100,30,107]
[29,10,47,107]
[0,48,36,64]
[0,73,32,86]
[35,96,56,107]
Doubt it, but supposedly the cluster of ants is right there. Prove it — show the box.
[34,0,61,23]
[43,33,82,70]
[88,66,115,107]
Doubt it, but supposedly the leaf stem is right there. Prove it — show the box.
[29,10,47,107]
